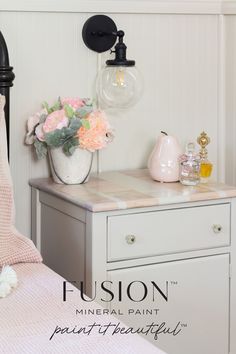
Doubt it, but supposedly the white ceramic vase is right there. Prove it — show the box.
[48,147,93,184]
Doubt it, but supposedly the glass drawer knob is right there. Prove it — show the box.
[212,224,222,234]
[126,235,136,244]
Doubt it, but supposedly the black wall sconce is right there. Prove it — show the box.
[82,15,143,109]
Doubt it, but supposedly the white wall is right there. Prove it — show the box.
[225,15,236,186]
[0,0,232,237]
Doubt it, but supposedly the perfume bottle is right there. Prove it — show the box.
[197,131,213,183]
[179,142,200,186]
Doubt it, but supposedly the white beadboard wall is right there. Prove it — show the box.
[225,15,236,186]
[0,0,232,237]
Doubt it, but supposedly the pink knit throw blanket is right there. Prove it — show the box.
[0,94,42,267]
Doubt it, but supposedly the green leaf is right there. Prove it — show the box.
[34,140,47,160]
[51,98,62,112]
[44,127,75,148]
[76,106,93,119]
[69,117,82,131]
[42,99,62,115]
[81,118,90,129]
[64,104,75,119]
[42,101,50,114]
[62,137,79,156]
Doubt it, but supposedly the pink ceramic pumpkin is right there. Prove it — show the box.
[148,131,182,182]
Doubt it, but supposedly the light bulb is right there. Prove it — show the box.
[115,68,125,87]
[96,66,143,109]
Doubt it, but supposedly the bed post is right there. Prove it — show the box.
[0,31,15,159]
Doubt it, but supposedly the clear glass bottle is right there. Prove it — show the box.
[197,132,213,183]
[179,142,200,186]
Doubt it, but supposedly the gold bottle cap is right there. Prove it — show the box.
[197,131,210,159]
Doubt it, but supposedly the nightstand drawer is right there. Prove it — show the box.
[107,203,230,261]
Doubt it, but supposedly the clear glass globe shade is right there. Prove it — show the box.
[96,66,143,109]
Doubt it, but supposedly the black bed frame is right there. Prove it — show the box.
[0,31,15,157]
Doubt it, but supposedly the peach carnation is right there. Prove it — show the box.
[77,110,112,152]
[61,97,85,110]
[43,109,68,134]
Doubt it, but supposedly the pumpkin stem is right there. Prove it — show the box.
[161,131,168,136]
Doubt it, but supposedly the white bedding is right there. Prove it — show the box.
[0,263,166,354]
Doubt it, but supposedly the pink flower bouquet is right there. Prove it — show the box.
[25,98,114,159]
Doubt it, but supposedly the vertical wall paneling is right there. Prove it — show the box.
[217,14,226,183]
[225,15,236,186]
[0,1,231,237]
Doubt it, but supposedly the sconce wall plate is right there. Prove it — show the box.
[82,15,117,53]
